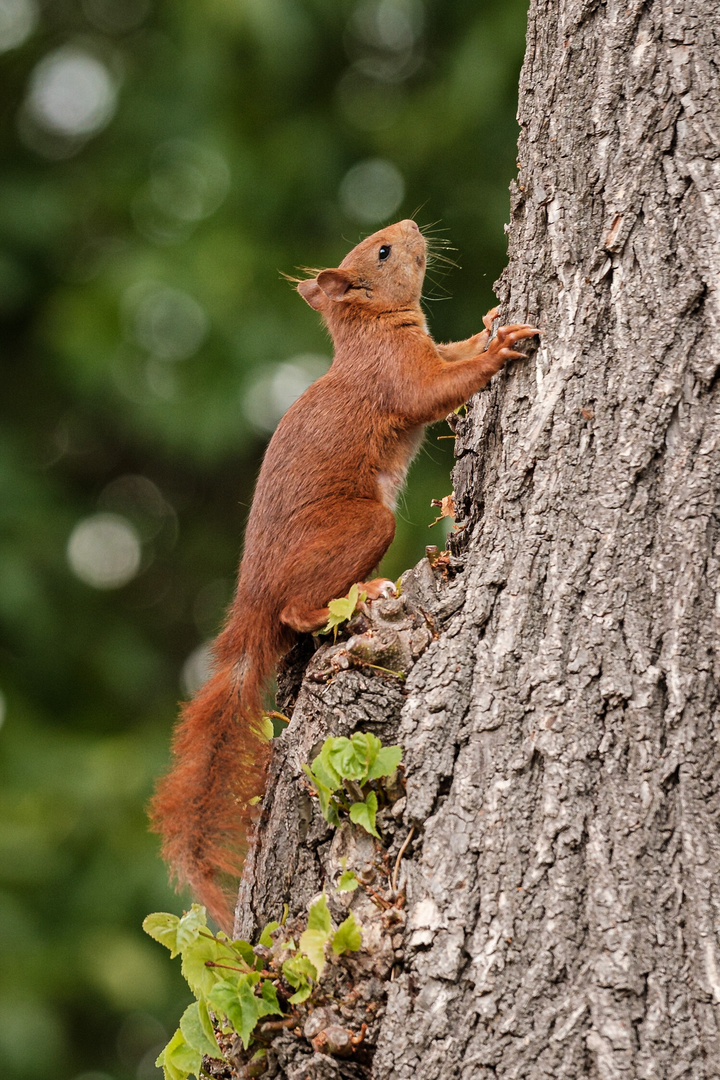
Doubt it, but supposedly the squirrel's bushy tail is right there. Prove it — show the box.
[149,618,279,932]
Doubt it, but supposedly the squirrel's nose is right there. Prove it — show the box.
[400,219,420,232]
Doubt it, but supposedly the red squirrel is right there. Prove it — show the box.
[150,219,539,930]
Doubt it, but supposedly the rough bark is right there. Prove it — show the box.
[235,0,720,1075]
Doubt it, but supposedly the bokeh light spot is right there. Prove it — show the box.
[181,642,214,697]
[149,140,231,223]
[351,0,422,51]
[131,188,196,246]
[26,46,117,139]
[0,0,39,53]
[339,157,405,224]
[243,355,330,434]
[124,282,209,362]
[67,513,142,590]
[132,141,230,245]
[345,0,424,82]
[145,358,178,399]
[98,474,175,543]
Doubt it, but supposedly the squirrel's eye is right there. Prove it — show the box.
[378,244,391,261]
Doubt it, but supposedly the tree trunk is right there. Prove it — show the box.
[236,0,720,1075]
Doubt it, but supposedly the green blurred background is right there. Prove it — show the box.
[0,1,528,1077]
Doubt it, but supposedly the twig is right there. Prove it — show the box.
[258,1017,298,1033]
[366,888,392,911]
[392,825,415,891]
[204,960,275,979]
[350,1022,368,1047]
[357,660,406,680]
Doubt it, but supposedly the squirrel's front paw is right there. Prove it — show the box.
[486,322,541,362]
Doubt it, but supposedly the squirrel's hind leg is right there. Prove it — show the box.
[281,600,331,634]
[279,500,395,633]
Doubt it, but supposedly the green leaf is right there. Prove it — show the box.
[282,947,316,1003]
[232,939,258,968]
[236,977,262,1048]
[328,735,366,782]
[197,999,223,1055]
[299,893,332,978]
[307,745,344,791]
[181,933,231,999]
[319,791,342,826]
[367,744,403,780]
[176,905,209,952]
[337,582,359,618]
[321,583,360,635]
[143,912,181,957]
[258,715,274,741]
[304,733,403,828]
[299,928,329,980]
[257,979,282,1018]
[207,980,240,1019]
[282,952,316,990]
[332,913,362,955]
[179,1001,223,1060]
[336,870,359,892]
[258,920,280,948]
[156,1027,202,1080]
[207,978,243,1029]
[302,762,341,825]
[207,974,280,1046]
[307,893,332,935]
[350,730,379,769]
[208,975,260,1049]
[349,790,380,838]
[325,731,387,783]
[288,982,313,1005]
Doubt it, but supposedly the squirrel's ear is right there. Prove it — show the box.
[297,269,353,310]
[296,279,326,310]
[316,269,353,301]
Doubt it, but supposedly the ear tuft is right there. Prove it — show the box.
[316,269,353,301]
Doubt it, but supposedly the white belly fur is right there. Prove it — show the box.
[377,427,426,511]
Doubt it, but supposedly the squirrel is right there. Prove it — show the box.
[149,219,539,931]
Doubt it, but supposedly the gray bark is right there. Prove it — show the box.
[236,0,720,1075]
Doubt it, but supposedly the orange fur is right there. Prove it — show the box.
[149,603,281,929]
[150,220,539,931]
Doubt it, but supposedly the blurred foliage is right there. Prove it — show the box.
[0,0,529,1077]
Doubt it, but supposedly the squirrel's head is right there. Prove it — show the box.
[296,220,426,319]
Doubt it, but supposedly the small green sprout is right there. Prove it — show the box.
[303,731,402,837]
